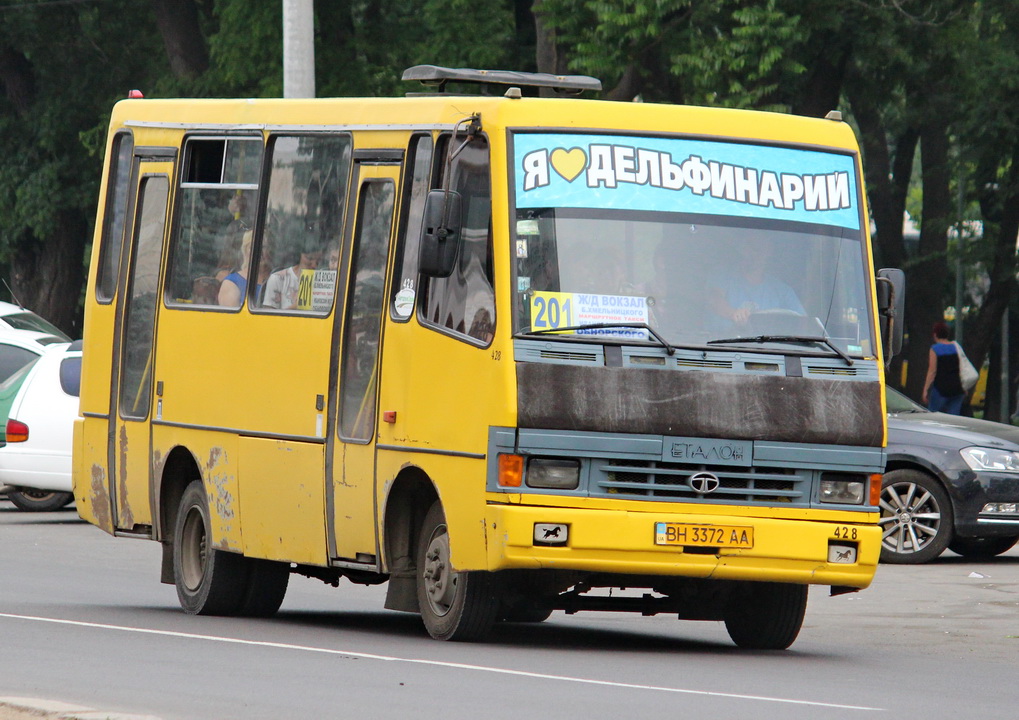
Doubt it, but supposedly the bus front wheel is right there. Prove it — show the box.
[172,480,249,615]
[415,501,499,641]
[723,582,807,650]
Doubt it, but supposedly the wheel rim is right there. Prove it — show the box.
[878,481,943,555]
[422,523,457,617]
[180,505,208,592]
[21,489,57,501]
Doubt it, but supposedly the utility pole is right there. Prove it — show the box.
[283,0,315,98]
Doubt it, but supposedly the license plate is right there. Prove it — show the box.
[655,522,754,548]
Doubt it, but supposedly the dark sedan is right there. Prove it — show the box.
[881,388,1019,563]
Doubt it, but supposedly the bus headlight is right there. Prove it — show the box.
[526,458,580,490]
[960,447,1019,473]
[819,475,866,505]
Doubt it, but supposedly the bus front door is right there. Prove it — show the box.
[328,162,400,564]
[109,159,173,532]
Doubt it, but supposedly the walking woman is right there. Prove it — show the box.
[922,321,966,415]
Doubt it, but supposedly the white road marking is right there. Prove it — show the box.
[0,612,883,711]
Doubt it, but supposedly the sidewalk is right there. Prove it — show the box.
[0,697,160,720]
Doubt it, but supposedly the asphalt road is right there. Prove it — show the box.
[1,498,1017,720]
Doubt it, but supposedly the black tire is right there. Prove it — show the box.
[172,480,249,616]
[416,501,499,641]
[724,582,807,650]
[237,558,290,617]
[878,469,953,564]
[948,534,1019,558]
[6,488,74,512]
[497,602,554,623]
[500,603,554,624]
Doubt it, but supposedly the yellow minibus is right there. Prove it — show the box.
[74,65,902,649]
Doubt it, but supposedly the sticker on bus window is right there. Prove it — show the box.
[514,133,861,231]
[297,268,316,311]
[312,270,336,312]
[530,291,649,340]
[394,287,415,317]
[517,219,540,235]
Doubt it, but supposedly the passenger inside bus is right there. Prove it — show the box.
[262,237,323,310]
[218,230,253,307]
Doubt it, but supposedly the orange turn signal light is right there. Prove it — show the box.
[498,454,523,487]
[869,473,882,506]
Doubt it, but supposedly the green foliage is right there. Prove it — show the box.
[0,0,164,263]
[671,0,805,109]
[537,0,805,108]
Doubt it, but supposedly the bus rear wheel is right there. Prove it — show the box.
[723,582,807,650]
[415,501,499,641]
[173,480,249,616]
[237,558,290,617]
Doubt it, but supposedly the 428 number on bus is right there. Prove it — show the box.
[833,526,858,540]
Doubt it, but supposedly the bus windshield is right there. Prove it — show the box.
[512,210,873,357]
[511,131,874,357]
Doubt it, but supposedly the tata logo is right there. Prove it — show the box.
[687,472,721,494]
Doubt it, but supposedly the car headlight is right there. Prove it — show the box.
[526,458,581,490]
[819,474,866,504]
[960,447,1019,473]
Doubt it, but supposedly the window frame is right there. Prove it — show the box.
[416,131,496,348]
[96,130,135,304]
[338,177,396,442]
[249,131,354,318]
[163,133,263,311]
[389,133,434,324]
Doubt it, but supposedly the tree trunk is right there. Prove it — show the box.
[847,85,918,387]
[0,47,35,116]
[150,0,209,79]
[956,144,1019,420]
[903,119,953,402]
[9,210,88,337]
[533,1,568,97]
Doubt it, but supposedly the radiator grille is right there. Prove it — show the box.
[595,460,806,505]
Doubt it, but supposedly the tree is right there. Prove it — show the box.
[0,1,164,335]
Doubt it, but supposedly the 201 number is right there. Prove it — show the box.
[533,296,573,329]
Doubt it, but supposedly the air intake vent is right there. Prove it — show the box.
[676,359,733,369]
[806,365,859,376]
[540,350,600,364]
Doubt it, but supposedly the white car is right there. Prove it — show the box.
[0,327,69,385]
[0,299,70,345]
[0,341,81,511]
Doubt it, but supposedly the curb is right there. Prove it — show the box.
[0,697,161,720]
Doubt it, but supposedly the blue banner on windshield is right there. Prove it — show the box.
[513,133,860,231]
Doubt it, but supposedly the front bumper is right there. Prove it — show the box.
[949,470,1019,537]
[485,502,880,588]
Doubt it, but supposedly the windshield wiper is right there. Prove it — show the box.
[521,322,676,356]
[707,334,854,366]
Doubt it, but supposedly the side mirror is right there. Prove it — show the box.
[419,189,462,278]
[876,268,905,364]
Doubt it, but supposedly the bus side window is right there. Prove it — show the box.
[165,136,261,307]
[253,134,352,314]
[420,134,495,345]
[389,134,433,321]
[96,131,134,303]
